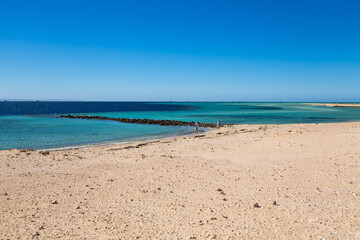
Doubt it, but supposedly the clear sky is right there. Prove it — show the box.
[1,0,359,101]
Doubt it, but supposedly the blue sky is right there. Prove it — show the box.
[0,0,359,101]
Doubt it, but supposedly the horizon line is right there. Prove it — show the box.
[1,99,360,103]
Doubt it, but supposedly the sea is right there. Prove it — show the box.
[1,101,360,150]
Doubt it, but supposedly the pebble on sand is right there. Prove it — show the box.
[216,188,226,195]
[40,151,50,155]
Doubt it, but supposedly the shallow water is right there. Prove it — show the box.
[0,115,193,150]
[85,102,360,124]
[1,102,360,150]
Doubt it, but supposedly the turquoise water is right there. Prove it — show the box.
[85,102,360,124]
[0,115,193,150]
[1,102,360,150]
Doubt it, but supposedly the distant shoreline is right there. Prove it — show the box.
[304,103,360,108]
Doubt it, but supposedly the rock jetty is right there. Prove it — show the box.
[59,115,218,128]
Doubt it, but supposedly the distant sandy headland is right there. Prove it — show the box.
[304,103,360,108]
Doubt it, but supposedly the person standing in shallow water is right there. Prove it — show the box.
[195,122,199,134]
[217,120,221,129]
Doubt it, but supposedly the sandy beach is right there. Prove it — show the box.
[1,122,360,239]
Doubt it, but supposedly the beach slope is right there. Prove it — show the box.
[1,122,360,239]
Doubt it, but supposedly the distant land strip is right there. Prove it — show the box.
[58,115,220,128]
[303,103,360,108]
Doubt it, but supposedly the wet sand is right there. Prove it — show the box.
[1,122,360,239]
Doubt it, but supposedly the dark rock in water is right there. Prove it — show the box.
[59,115,218,128]
[254,203,260,208]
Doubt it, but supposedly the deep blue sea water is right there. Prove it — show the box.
[1,101,360,150]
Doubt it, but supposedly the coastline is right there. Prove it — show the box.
[37,128,206,152]
[1,122,360,239]
[3,102,360,151]
[34,120,359,152]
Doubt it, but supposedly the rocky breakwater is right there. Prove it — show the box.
[58,115,218,128]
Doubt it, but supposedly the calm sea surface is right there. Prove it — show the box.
[1,101,360,150]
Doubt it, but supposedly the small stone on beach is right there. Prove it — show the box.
[40,151,50,155]
[217,188,226,195]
